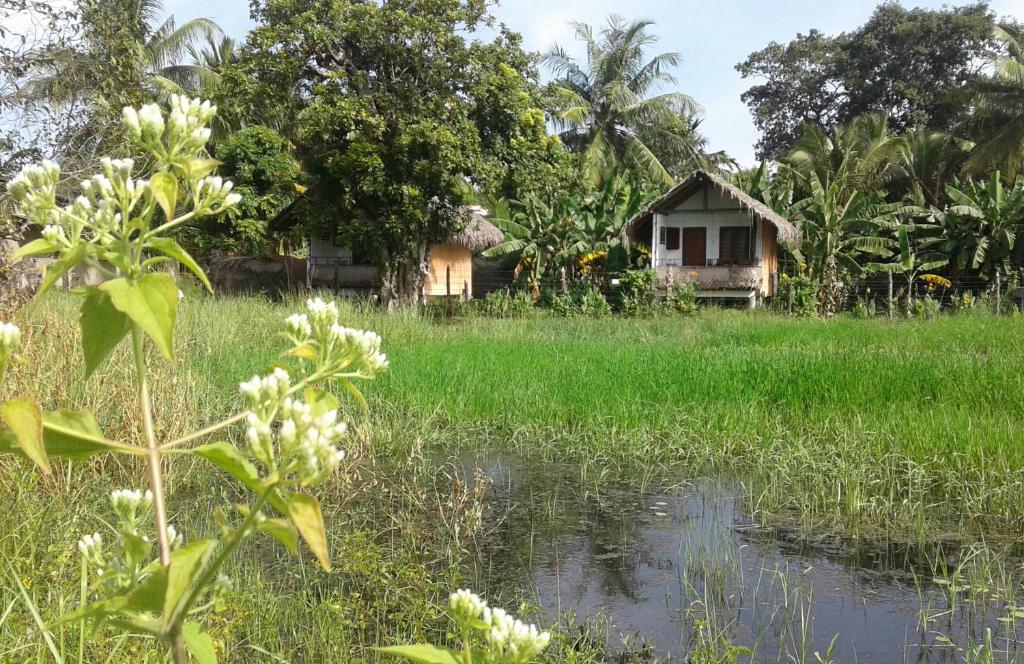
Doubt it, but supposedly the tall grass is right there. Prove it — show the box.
[3,293,1024,660]
[8,292,1024,539]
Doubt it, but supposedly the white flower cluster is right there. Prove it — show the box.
[329,323,389,377]
[110,488,153,527]
[77,532,104,567]
[287,298,389,378]
[447,589,551,663]
[279,396,347,486]
[5,160,59,226]
[123,95,216,151]
[165,524,183,550]
[482,606,552,663]
[196,175,242,211]
[240,368,291,466]
[0,322,20,359]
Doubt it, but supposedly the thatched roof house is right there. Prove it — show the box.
[626,170,800,306]
[272,199,504,300]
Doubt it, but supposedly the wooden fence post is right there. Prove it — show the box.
[996,270,1002,315]
[887,272,894,319]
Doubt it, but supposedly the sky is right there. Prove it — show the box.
[164,0,1024,167]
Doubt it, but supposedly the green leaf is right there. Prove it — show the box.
[79,289,131,380]
[41,409,119,459]
[192,442,287,513]
[164,539,216,620]
[12,238,57,260]
[185,158,222,180]
[282,343,317,361]
[375,645,462,664]
[182,622,218,664]
[287,493,330,571]
[150,172,179,223]
[38,244,87,298]
[100,273,178,360]
[303,388,339,417]
[0,398,49,474]
[146,237,213,293]
[340,379,368,413]
[256,518,298,555]
[124,565,168,614]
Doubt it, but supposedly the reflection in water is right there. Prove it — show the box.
[458,453,1024,662]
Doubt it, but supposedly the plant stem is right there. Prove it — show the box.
[161,412,247,449]
[170,488,274,627]
[130,326,186,663]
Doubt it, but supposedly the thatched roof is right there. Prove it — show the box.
[628,170,800,246]
[449,207,503,252]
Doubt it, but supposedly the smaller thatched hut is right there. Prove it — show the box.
[423,207,503,299]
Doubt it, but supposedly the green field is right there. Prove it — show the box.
[3,294,1024,660]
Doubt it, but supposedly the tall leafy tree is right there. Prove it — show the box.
[543,15,713,186]
[738,2,997,160]
[228,0,566,304]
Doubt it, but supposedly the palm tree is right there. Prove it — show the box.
[782,115,913,313]
[542,16,706,186]
[153,35,238,99]
[894,128,970,207]
[966,23,1024,179]
[18,0,220,158]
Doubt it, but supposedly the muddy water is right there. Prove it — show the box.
[458,454,1023,662]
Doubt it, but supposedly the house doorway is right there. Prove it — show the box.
[682,227,707,266]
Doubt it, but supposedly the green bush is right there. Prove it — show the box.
[551,282,611,318]
[911,294,942,319]
[779,273,818,317]
[665,281,698,315]
[474,289,534,318]
[617,269,656,317]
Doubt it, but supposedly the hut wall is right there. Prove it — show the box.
[761,221,778,297]
[424,244,472,299]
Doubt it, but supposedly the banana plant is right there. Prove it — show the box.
[868,220,949,303]
[933,171,1024,278]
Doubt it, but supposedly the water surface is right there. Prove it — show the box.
[458,453,1023,662]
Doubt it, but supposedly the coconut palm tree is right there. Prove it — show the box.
[965,23,1024,179]
[542,16,706,186]
[894,128,970,207]
[17,0,220,157]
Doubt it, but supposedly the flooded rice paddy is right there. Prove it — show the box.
[457,453,1024,662]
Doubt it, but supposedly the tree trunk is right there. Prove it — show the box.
[818,259,840,317]
[377,243,431,308]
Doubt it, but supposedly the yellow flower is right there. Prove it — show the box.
[689,271,698,280]
[920,274,952,289]
[799,263,807,271]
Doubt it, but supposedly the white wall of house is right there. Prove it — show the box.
[308,235,353,264]
[651,184,762,267]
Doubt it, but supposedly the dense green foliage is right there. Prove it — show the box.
[216,0,571,304]
[737,2,998,160]
[200,126,299,256]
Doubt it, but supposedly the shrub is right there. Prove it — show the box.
[475,288,534,318]
[665,281,698,315]
[911,294,942,320]
[551,281,611,317]
[851,297,875,319]
[779,273,818,317]
[617,269,656,317]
